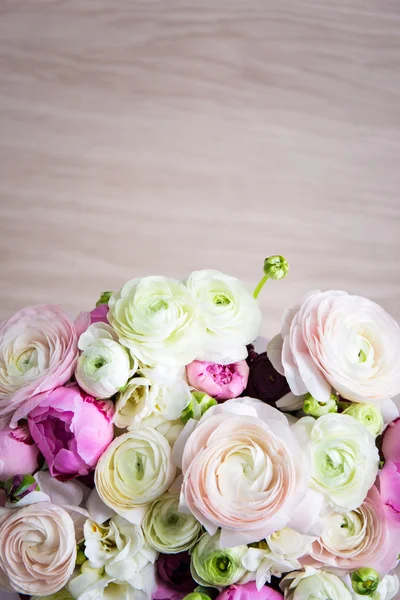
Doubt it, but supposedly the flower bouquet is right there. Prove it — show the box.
[0,257,399,600]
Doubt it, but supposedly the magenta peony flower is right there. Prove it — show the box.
[217,582,283,600]
[28,384,114,480]
[0,305,84,428]
[186,360,249,401]
[0,424,39,482]
[152,581,186,600]
[382,418,400,462]
[379,461,400,525]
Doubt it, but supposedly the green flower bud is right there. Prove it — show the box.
[253,255,289,298]
[343,403,383,436]
[4,474,40,504]
[75,548,87,566]
[351,568,380,595]
[32,589,74,600]
[96,291,113,307]
[303,392,338,417]
[181,391,217,424]
[190,532,247,588]
[263,255,289,280]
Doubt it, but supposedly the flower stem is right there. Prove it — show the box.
[0,482,4,490]
[253,275,269,299]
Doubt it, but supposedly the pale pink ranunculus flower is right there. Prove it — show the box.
[186,359,249,400]
[0,304,86,428]
[28,384,114,480]
[268,291,400,404]
[379,461,400,525]
[173,398,321,547]
[304,486,399,574]
[0,501,76,595]
[382,418,400,462]
[0,423,39,482]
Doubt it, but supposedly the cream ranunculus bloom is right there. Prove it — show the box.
[108,276,205,367]
[95,429,176,524]
[280,567,352,600]
[0,502,76,596]
[142,485,201,553]
[186,269,262,364]
[268,290,400,405]
[294,413,379,511]
[130,413,185,446]
[114,377,152,428]
[75,323,134,399]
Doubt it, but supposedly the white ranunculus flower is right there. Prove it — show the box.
[142,486,201,553]
[114,377,152,428]
[83,515,157,585]
[68,560,155,600]
[75,323,134,399]
[243,528,316,589]
[268,290,400,405]
[281,567,352,600]
[95,429,176,524]
[186,269,262,363]
[294,413,379,511]
[108,276,205,367]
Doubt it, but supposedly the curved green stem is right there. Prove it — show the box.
[253,275,269,299]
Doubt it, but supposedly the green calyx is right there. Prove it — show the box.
[253,255,289,299]
[96,291,113,307]
[303,392,338,417]
[181,391,217,424]
[351,568,380,595]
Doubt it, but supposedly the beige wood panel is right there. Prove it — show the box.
[1,0,400,339]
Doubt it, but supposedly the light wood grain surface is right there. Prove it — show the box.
[1,0,400,339]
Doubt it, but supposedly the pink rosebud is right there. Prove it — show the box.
[0,424,39,482]
[90,303,109,325]
[382,418,400,463]
[186,360,249,401]
[217,582,283,600]
[28,384,114,480]
[379,460,400,525]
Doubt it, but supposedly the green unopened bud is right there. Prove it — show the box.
[96,291,113,307]
[32,589,74,600]
[191,532,247,588]
[4,474,40,503]
[351,568,380,595]
[253,256,289,299]
[181,391,217,424]
[303,392,338,417]
[263,255,289,280]
[343,403,383,436]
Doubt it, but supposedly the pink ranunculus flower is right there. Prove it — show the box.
[28,384,114,480]
[268,291,400,404]
[173,398,322,547]
[186,360,249,400]
[379,461,400,525]
[382,418,400,462]
[0,423,39,482]
[217,582,283,600]
[305,486,399,574]
[0,304,85,428]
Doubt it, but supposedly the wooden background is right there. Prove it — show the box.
[0,0,400,341]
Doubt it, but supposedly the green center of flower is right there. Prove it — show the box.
[94,357,107,369]
[358,349,367,363]
[213,294,231,306]
[135,452,146,480]
[216,556,231,572]
[16,348,38,373]
[149,299,168,313]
